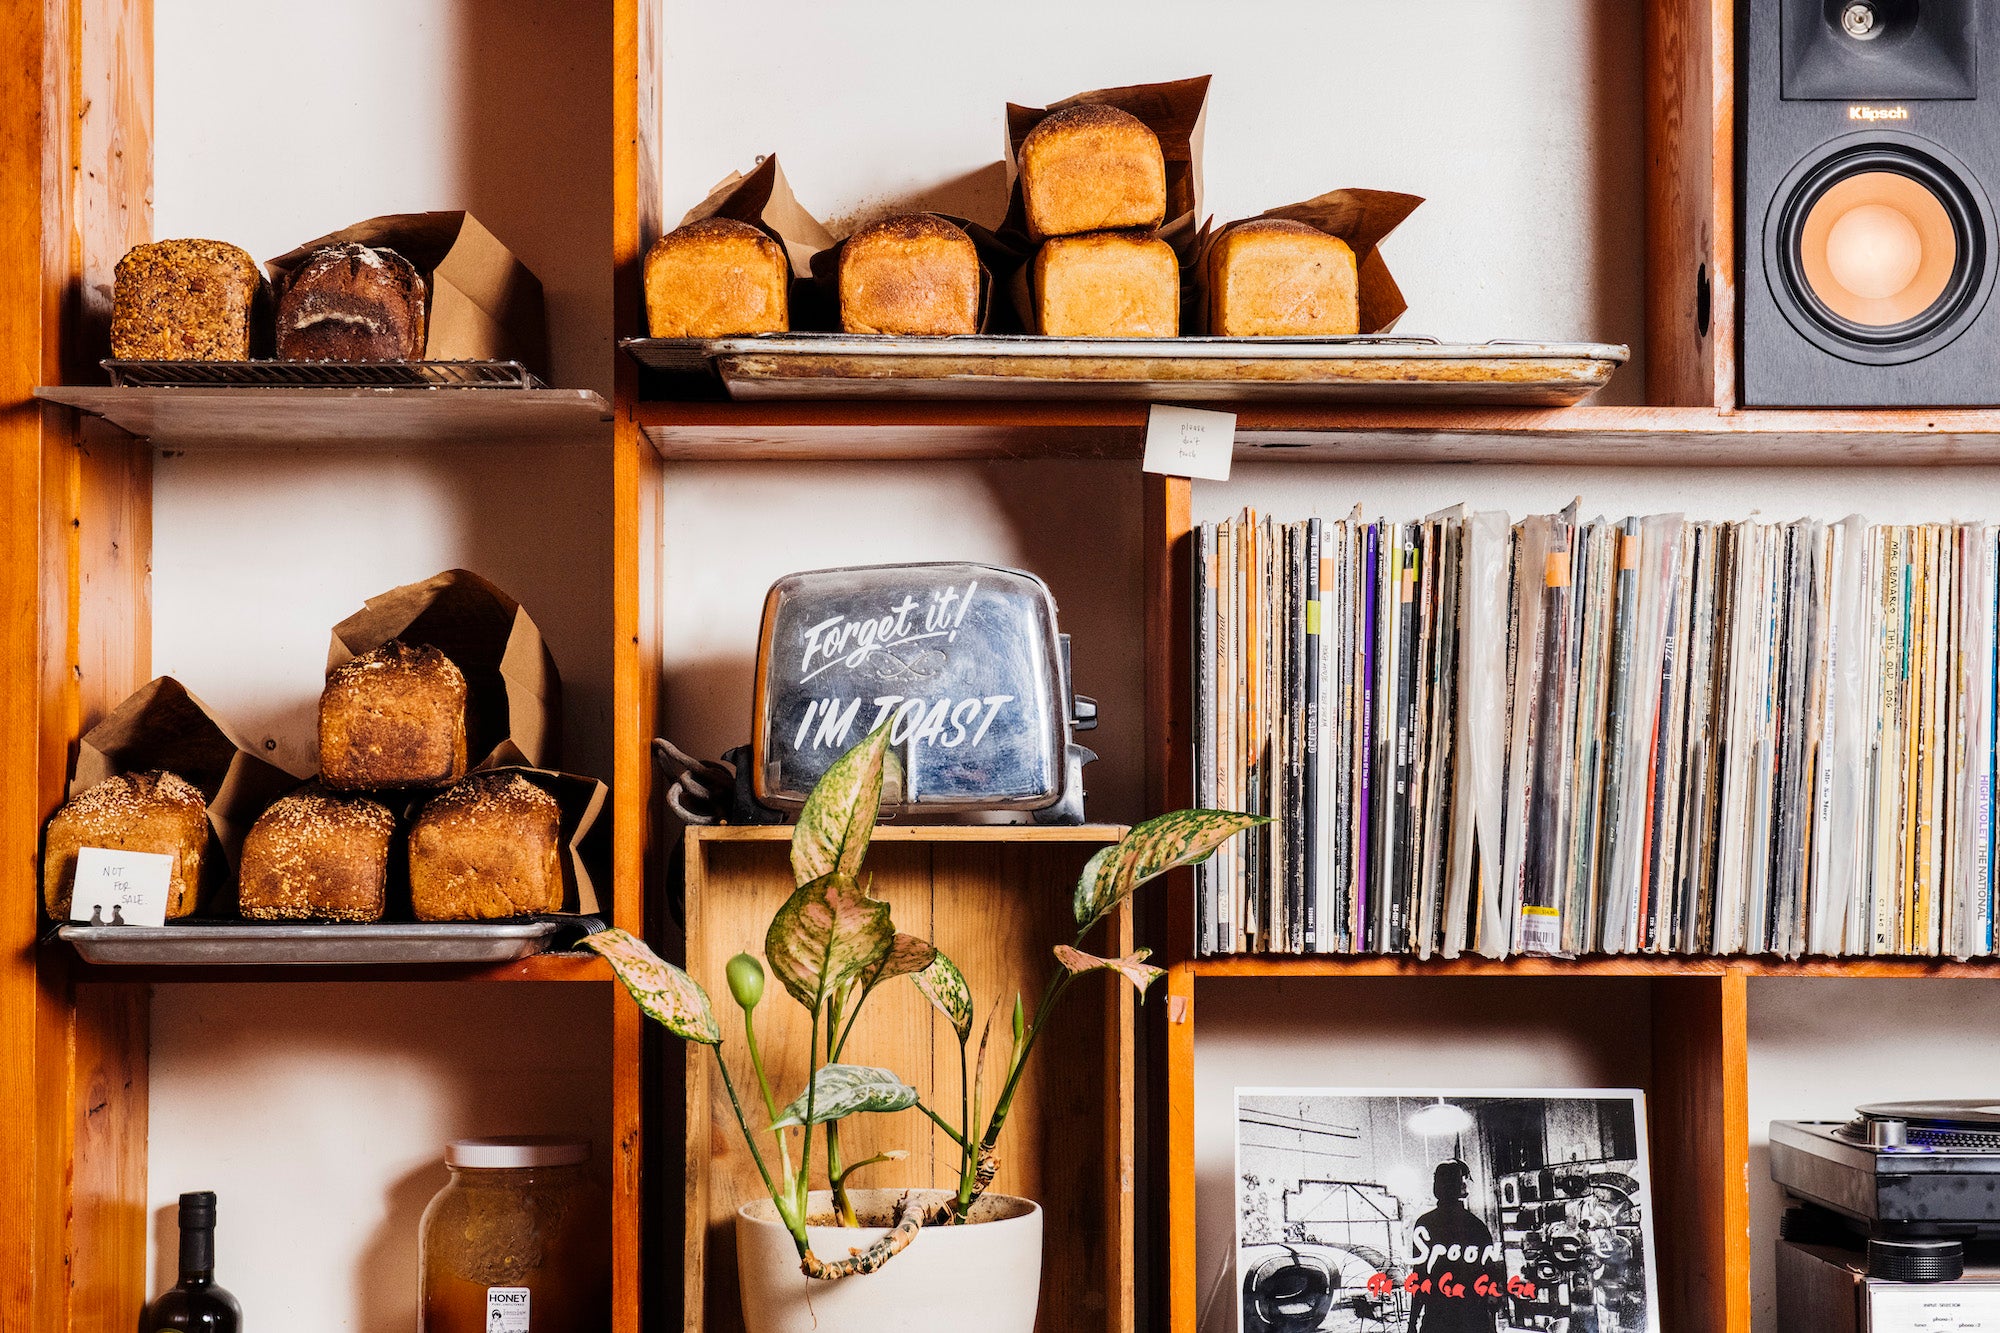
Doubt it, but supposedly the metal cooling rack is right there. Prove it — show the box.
[102,359,545,390]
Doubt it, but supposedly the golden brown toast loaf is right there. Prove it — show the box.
[276,242,428,361]
[1206,219,1359,336]
[110,239,264,360]
[43,771,211,920]
[408,772,564,921]
[644,217,790,337]
[319,640,469,791]
[237,783,396,922]
[1032,233,1179,337]
[1019,105,1167,240]
[838,214,980,336]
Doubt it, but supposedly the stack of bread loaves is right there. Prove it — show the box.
[230,639,566,924]
[1020,106,1179,338]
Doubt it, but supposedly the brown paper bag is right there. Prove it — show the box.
[1196,189,1426,335]
[1002,75,1211,253]
[267,212,548,374]
[445,766,608,916]
[71,676,298,873]
[675,155,838,333]
[328,570,561,774]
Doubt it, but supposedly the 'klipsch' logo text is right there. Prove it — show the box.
[1848,105,1910,122]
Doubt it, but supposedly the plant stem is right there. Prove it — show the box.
[822,1001,859,1226]
[798,1004,820,1221]
[957,1038,974,1215]
[712,1048,800,1247]
[742,1002,794,1185]
[960,969,1073,1213]
[915,1099,967,1148]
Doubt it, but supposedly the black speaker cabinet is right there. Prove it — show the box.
[1742,0,2000,405]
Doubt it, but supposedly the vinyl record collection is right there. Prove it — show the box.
[1193,505,2000,959]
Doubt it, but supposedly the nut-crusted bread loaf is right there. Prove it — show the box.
[319,640,469,791]
[276,243,428,361]
[408,772,563,921]
[645,218,790,337]
[1032,233,1179,337]
[237,783,396,922]
[43,771,210,920]
[838,214,980,336]
[1019,105,1167,241]
[110,240,264,360]
[1206,219,1359,336]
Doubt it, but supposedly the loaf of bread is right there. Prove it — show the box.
[1032,233,1179,337]
[110,240,264,360]
[645,218,789,337]
[43,771,210,920]
[1206,220,1359,337]
[276,243,428,361]
[1019,105,1167,240]
[319,640,468,791]
[838,214,980,336]
[237,783,396,922]
[408,772,563,921]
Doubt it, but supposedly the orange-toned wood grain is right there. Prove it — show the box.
[642,399,2000,464]
[4,0,153,1328]
[613,2,665,1330]
[1650,974,1745,1333]
[680,828,1126,1333]
[1645,0,1734,408]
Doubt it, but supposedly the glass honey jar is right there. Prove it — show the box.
[418,1138,610,1333]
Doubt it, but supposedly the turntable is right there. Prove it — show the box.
[1773,1102,2000,1332]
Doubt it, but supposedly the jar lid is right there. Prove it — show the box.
[446,1137,590,1168]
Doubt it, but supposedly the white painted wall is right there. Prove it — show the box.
[139,0,2000,1326]
[147,0,614,1325]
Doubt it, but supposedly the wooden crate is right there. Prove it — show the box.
[681,824,1134,1333]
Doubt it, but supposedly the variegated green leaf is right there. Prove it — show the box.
[912,950,973,1042]
[861,932,937,993]
[581,928,720,1045]
[1074,810,1266,933]
[791,724,893,887]
[765,872,893,1012]
[1054,944,1166,997]
[770,1063,919,1128]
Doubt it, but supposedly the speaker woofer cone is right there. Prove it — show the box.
[1768,136,1994,363]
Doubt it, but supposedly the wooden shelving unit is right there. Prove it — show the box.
[9,0,2000,1330]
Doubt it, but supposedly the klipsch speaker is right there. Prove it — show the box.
[1742,0,2000,405]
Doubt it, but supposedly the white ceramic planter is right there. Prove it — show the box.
[736,1188,1042,1333]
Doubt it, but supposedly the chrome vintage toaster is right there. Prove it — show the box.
[659,562,1097,825]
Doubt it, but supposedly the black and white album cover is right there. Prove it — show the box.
[1235,1088,1659,1333]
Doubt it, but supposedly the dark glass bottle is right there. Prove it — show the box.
[148,1191,241,1332]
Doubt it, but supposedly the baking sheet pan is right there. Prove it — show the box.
[623,334,1627,405]
[58,917,576,966]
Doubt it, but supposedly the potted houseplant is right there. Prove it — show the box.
[583,725,1257,1333]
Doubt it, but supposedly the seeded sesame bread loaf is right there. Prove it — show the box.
[838,214,981,336]
[408,772,563,920]
[1205,219,1359,336]
[319,640,469,791]
[42,771,210,919]
[1032,232,1179,337]
[1019,105,1167,241]
[237,783,396,922]
[110,239,265,360]
[645,218,790,337]
[276,242,428,361]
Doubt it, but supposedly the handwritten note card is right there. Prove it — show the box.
[1143,404,1236,482]
[69,847,175,927]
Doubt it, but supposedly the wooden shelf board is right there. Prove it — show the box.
[36,385,613,450]
[70,950,613,985]
[643,400,2000,464]
[687,821,1125,845]
[1189,954,2000,979]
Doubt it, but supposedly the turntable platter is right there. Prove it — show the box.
[1858,1101,2000,1129]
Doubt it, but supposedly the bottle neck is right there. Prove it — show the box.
[178,1222,215,1285]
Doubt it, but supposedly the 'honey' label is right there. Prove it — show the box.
[487,1287,530,1332]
